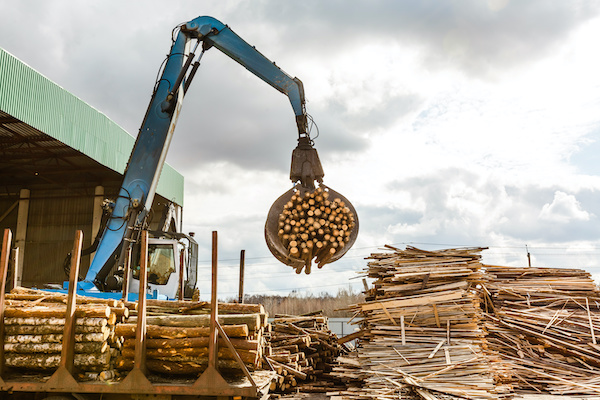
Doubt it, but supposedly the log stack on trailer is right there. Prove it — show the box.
[115,300,268,375]
[0,228,274,399]
[3,287,128,378]
[2,288,270,380]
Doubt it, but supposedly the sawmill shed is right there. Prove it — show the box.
[0,47,185,288]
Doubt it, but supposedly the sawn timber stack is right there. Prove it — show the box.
[330,245,600,400]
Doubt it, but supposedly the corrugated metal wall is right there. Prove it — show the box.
[0,196,18,233]
[0,47,184,206]
[21,190,94,287]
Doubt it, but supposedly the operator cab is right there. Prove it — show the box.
[112,233,198,301]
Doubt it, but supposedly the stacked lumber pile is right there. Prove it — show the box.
[482,265,600,396]
[265,313,342,393]
[115,300,268,375]
[3,287,128,378]
[333,246,503,400]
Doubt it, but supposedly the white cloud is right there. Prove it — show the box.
[4,1,600,295]
[539,191,591,223]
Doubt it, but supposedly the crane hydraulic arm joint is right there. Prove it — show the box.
[79,16,321,291]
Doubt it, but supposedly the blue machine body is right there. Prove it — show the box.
[78,16,309,294]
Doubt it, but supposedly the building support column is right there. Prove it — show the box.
[91,186,104,261]
[15,188,30,286]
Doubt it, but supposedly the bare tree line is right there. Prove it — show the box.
[231,288,365,317]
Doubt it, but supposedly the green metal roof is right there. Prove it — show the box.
[0,48,184,205]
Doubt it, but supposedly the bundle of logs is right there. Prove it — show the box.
[2,287,269,380]
[116,300,269,375]
[277,186,356,273]
[264,313,342,393]
[331,246,503,400]
[3,287,128,379]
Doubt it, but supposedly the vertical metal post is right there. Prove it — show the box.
[121,247,131,301]
[178,248,185,300]
[15,188,29,287]
[60,230,84,373]
[11,247,19,290]
[0,228,13,377]
[208,231,219,369]
[134,230,149,373]
[238,249,245,304]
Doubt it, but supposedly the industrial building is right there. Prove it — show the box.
[0,48,185,288]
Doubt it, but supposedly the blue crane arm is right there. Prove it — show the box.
[80,16,309,291]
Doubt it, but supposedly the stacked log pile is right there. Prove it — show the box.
[115,300,268,375]
[265,313,342,393]
[332,246,503,400]
[482,265,600,396]
[3,287,128,378]
[277,186,356,273]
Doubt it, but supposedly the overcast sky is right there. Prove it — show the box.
[3,1,600,299]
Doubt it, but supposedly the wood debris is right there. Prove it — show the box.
[329,245,600,399]
[264,312,343,393]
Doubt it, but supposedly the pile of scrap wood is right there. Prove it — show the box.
[116,300,268,375]
[331,246,504,400]
[3,287,128,379]
[482,265,600,396]
[328,245,600,399]
[264,313,343,393]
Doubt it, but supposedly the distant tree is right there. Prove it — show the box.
[232,288,364,317]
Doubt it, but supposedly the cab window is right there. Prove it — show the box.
[133,244,176,285]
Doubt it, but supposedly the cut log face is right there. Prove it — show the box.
[276,186,356,272]
[2,287,268,380]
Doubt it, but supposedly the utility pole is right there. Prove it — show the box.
[238,250,245,303]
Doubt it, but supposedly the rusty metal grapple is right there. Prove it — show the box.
[265,138,359,273]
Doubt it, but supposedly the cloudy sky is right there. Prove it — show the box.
[3,1,600,299]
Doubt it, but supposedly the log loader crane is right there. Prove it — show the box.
[73,15,357,300]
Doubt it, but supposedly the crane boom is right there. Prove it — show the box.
[80,16,313,291]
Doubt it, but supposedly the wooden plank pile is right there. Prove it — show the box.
[3,287,128,378]
[327,246,600,399]
[482,265,600,396]
[116,300,269,375]
[331,246,503,400]
[264,313,342,393]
